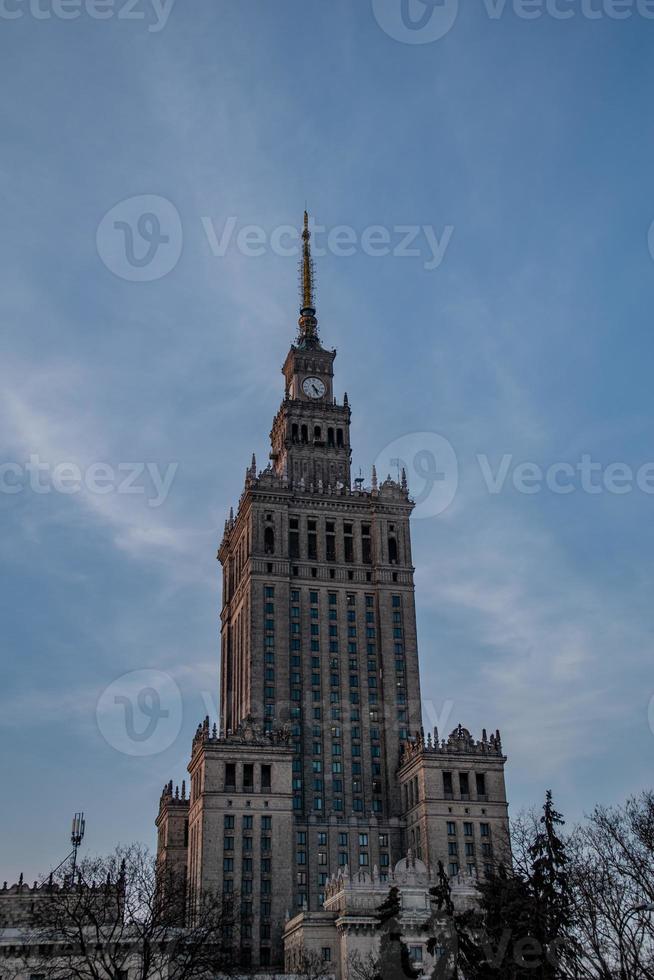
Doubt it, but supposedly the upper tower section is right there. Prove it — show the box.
[270,212,352,489]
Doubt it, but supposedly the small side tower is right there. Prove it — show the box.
[398,725,510,882]
[155,779,189,924]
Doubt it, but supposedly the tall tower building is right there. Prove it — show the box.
[217,212,423,911]
[157,213,509,974]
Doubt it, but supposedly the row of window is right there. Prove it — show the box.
[223,877,272,894]
[448,861,495,878]
[290,423,346,447]
[223,814,272,830]
[223,856,272,872]
[447,819,491,837]
[296,830,387,847]
[261,587,409,812]
[224,836,272,852]
[447,841,488,857]
[444,770,487,799]
[296,851,390,871]
[240,899,271,918]
[404,770,488,808]
[223,763,271,792]
[284,517,398,565]
[226,948,273,968]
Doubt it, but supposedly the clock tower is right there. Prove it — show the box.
[216,212,424,915]
[270,211,352,489]
[155,210,510,973]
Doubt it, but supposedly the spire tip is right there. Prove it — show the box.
[298,209,318,345]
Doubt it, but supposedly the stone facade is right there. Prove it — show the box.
[398,725,510,879]
[284,853,479,980]
[156,783,189,874]
[183,718,294,970]
[156,213,511,975]
[216,216,423,921]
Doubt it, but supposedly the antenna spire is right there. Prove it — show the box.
[302,211,313,310]
[298,210,319,346]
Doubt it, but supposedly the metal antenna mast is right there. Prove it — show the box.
[48,812,86,882]
[70,812,85,879]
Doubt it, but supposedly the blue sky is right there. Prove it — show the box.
[1,0,654,882]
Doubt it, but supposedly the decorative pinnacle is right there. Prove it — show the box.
[298,210,319,344]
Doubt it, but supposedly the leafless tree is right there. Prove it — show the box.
[11,844,239,980]
[347,949,382,980]
[564,792,654,979]
[292,945,333,979]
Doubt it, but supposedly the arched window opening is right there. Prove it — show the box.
[292,423,299,443]
[336,429,344,448]
[328,428,335,446]
[301,425,308,444]
[314,426,322,443]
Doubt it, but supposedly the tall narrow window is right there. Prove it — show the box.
[459,772,470,799]
[327,427,335,446]
[443,771,453,799]
[326,521,336,561]
[292,423,299,443]
[261,764,271,790]
[344,523,354,563]
[225,763,236,791]
[301,424,308,444]
[289,518,300,559]
[388,536,398,564]
[308,519,318,560]
[336,428,344,448]
[264,526,275,555]
[361,524,371,564]
[243,764,254,790]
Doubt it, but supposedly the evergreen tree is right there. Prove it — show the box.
[455,792,573,979]
[528,790,575,976]
[375,886,421,980]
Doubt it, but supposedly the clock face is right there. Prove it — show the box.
[302,376,326,400]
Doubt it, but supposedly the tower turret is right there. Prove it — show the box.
[269,211,352,488]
